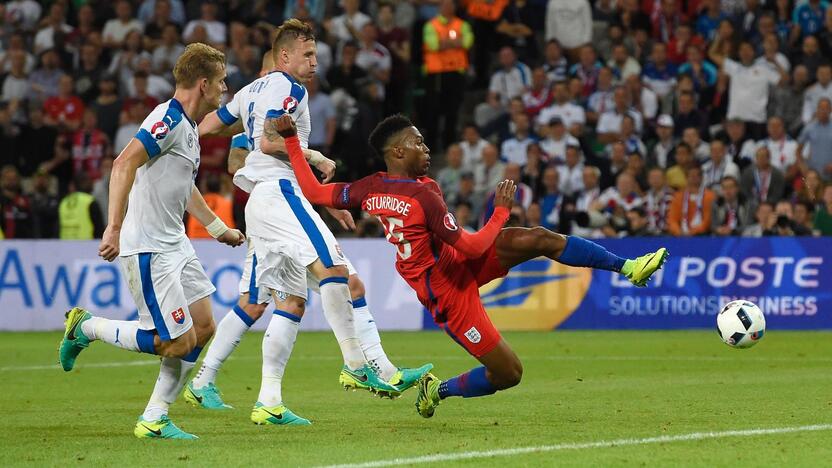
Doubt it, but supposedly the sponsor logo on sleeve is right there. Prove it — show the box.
[443,213,458,231]
[150,121,169,140]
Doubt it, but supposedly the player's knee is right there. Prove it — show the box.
[162,332,197,358]
[531,226,565,256]
[492,360,523,389]
[323,264,350,279]
[195,318,215,344]
[348,275,365,299]
[283,296,306,317]
[243,303,267,321]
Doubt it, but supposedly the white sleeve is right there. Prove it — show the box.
[723,59,738,77]
[596,113,613,133]
[217,89,244,125]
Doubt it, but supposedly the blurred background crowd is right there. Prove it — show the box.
[1,0,832,240]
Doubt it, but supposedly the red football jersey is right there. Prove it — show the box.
[330,172,464,284]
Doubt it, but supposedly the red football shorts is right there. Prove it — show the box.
[417,243,509,358]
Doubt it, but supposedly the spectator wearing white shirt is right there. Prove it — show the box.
[0,33,36,74]
[643,168,673,234]
[151,24,185,83]
[754,33,790,75]
[33,4,74,55]
[624,74,659,123]
[558,144,585,197]
[126,59,173,101]
[609,44,642,82]
[570,165,603,238]
[329,0,372,45]
[501,113,537,166]
[1,50,29,111]
[540,117,579,162]
[183,2,226,46]
[613,114,647,157]
[5,0,42,32]
[536,81,586,135]
[597,86,643,144]
[545,0,592,51]
[702,140,741,194]
[488,46,532,108]
[355,23,392,94]
[474,144,507,198]
[102,1,144,50]
[715,41,785,139]
[459,123,488,171]
[758,116,799,177]
[801,64,832,124]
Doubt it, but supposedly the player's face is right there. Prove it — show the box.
[398,127,431,177]
[284,38,317,84]
[203,65,227,110]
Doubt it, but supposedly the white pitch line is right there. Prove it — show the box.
[3,353,830,372]
[320,424,832,468]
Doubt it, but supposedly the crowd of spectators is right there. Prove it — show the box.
[1,0,832,240]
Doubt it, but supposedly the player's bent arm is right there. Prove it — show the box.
[284,133,349,207]
[228,146,249,175]
[448,207,510,259]
[261,116,327,164]
[107,138,150,229]
[198,110,244,137]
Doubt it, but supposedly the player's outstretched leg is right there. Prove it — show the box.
[252,292,310,426]
[187,297,266,410]
[416,340,522,418]
[348,275,433,398]
[59,307,164,371]
[495,227,668,287]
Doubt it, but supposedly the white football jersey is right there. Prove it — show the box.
[120,98,201,255]
[218,71,310,192]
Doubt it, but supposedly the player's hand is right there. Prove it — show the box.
[218,228,245,247]
[274,114,297,138]
[326,207,356,231]
[99,226,121,262]
[316,157,336,183]
[494,180,516,210]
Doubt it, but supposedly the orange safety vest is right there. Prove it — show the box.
[465,0,509,21]
[424,17,469,74]
[187,193,236,239]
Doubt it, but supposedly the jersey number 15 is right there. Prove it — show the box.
[377,216,412,260]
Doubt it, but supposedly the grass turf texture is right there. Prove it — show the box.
[2,330,831,466]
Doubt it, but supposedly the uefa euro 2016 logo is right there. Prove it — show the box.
[480,259,591,331]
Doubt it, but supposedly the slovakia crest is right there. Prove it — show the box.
[443,213,458,231]
[171,307,186,324]
[150,121,169,140]
[283,96,299,114]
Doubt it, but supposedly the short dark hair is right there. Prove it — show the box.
[368,114,414,158]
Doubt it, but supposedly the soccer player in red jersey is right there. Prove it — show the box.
[273,114,668,417]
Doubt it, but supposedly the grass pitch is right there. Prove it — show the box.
[2,330,831,466]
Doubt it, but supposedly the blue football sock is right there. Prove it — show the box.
[438,366,497,399]
[556,235,626,272]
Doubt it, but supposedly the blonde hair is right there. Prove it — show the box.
[271,19,315,63]
[173,43,226,87]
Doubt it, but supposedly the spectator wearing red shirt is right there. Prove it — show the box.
[43,74,84,132]
[70,108,111,181]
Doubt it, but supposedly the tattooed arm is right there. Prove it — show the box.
[260,116,336,182]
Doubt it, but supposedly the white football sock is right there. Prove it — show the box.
[142,357,181,421]
[257,311,300,406]
[192,308,252,389]
[320,280,366,370]
[353,301,397,380]
[82,318,146,353]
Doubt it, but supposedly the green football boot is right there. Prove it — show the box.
[58,307,92,371]
[415,373,442,418]
[134,415,198,439]
[622,247,669,287]
[250,402,311,426]
[183,382,233,410]
[339,364,400,396]
[376,363,434,399]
